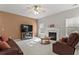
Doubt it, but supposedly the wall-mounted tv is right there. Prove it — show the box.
[21,24,32,32]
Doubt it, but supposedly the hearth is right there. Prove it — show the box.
[49,32,57,41]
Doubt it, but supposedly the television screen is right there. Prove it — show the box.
[21,24,32,32]
[28,25,32,31]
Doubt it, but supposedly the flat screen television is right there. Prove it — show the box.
[21,24,32,32]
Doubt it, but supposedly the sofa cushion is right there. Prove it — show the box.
[7,39,23,54]
[0,41,11,50]
[0,48,18,55]
[1,32,9,41]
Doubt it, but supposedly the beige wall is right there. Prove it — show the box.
[0,11,37,39]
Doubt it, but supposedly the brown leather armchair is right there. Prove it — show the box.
[53,33,79,55]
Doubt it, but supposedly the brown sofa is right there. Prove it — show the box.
[0,39,23,55]
[53,33,79,55]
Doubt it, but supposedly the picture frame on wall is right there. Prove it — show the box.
[49,24,55,28]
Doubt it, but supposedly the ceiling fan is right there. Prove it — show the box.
[27,5,46,15]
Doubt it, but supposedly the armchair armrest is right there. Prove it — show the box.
[0,48,18,55]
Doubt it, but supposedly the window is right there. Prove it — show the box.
[66,17,79,35]
[66,17,79,27]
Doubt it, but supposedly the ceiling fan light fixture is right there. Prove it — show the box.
[33,5,41,15]
[34,11,39,15]
[33,5,40,10]
[27,5,45,15]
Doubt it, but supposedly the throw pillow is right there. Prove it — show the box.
[0,41,11,50]
[1,32,9,41]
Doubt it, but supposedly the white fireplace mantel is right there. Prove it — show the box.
[48,28,58,32]
[47,28,59,41]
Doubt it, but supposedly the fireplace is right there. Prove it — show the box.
[49,32,57,41]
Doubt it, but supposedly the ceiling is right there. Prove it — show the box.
[0,4,79,19]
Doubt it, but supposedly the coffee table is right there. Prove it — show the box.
[41,37,51,44]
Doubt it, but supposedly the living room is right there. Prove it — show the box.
[0,4,79,55]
